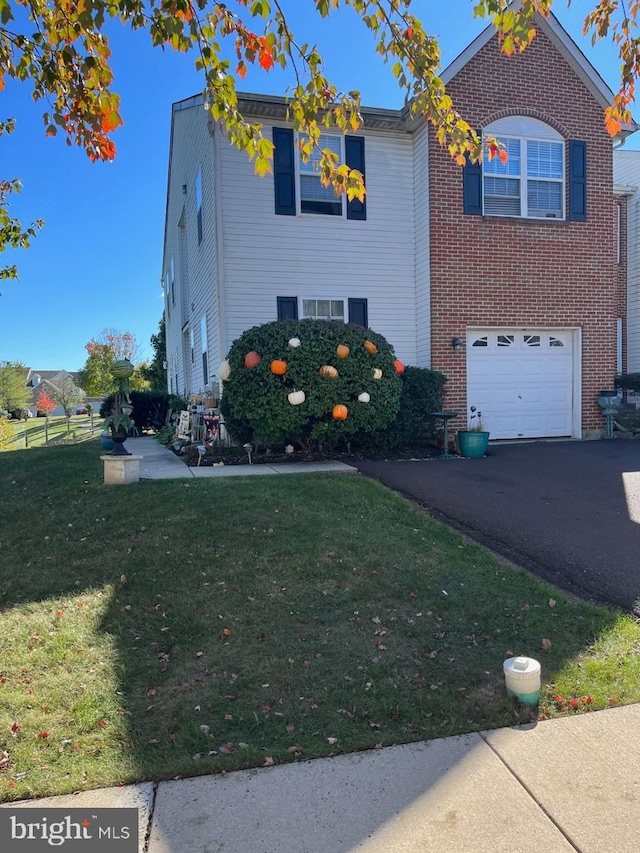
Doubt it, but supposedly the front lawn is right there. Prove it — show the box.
[0,442,638,801]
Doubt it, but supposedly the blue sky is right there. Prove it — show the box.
[0,0,634,370]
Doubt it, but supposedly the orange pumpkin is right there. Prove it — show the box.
[336,344,350,359]
[245,350,262,369]
[270,359,287,375]
[364,340,378,355]
[332,404,348,421]
[319,365,338,379]
[393,359,405,375]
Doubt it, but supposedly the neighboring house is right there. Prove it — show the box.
[613,150,640,375]
[162,11,636,440]
[24,369,86,417]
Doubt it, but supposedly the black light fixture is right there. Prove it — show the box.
[451,336,463,351]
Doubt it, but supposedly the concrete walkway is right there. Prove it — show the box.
[4,703,638,852]
[126,436,358,479]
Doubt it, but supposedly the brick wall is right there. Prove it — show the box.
[428,28,623,435]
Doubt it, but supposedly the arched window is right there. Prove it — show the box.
[483,117,564,220]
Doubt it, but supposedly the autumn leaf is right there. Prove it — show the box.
[568,698,580,709]
[548,599,556,608]
[263,756,275,766]
[541,638,552,650]
[219,743,234,754]
[10,723,19,737]
[38,731,49,739]
[325,737,338,745]
[0,751,8,771]
[498,149,508,165]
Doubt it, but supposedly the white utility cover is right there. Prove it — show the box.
[466,329,574,439]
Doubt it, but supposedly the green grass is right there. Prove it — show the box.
[0,441,638,801]
[1,416,99,451]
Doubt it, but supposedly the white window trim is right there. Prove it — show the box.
[300,296,347,322]
[296,132,345,218]
[483,117,565,221]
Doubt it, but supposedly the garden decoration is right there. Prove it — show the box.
[336,344,350,359]
[373,368,383,380]
[394,359,405,375]
[288,337,301,348]
[358,392,371,403]
[319,365,338,379]
[103,359,136,456]
[457,406,490,458]
[219,360,231,381]
[270,359,287,375]
[288,390,306,406]
[244,350,262,369]
[332,404,348,420]
[364,340,378,355]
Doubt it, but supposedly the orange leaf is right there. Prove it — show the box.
[605,115,622,137]
[258,42,274,72]
[236,61,247,79]
[498,149,508,165]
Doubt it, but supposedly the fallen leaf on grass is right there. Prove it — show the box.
[263,756,275,766]
[521,604,531,612]
[219,743,234,754]
[38,731,49,739]
[10,723,19,737]
[0,751,9,771]
[200,725,210,735]
[285,724,295,733]
[325,737,338,745]
[548,599,556,608]
[541,638,552,651]
[287,745,302,753]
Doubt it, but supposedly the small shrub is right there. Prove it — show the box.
[0,418,12,448]
[220,319,403,449]
[155,426,176,446]
[357,365,447,450]
[100,392,188,431]
[615,373,640,393]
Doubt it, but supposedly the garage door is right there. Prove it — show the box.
[466,329,574,439]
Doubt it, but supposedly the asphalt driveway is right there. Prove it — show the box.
[353,440,640,615]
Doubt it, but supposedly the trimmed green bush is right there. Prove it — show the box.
[100,391,188,431]
[615,373,640,392]
[220,319,403,449]
[360,365,447,450]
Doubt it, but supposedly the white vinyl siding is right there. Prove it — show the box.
[163,98,218,396]
[218,124,417,366]
[413,125,431,367]
[613,151,640,372]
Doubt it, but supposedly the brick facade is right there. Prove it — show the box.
[428,29,623,435]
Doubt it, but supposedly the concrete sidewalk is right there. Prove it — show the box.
[4,703,638,852]
[126,436,357,479]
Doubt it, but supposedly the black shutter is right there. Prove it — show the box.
[463,157,483,216]
[277,296,298,320]
[569,140,587,222]
[348,298,368,327]
[273,127,296,215]
[345,135,366,221]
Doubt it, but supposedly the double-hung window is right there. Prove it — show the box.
[482,117,564,220]
[298,133,343,216]
[302,299,345,321]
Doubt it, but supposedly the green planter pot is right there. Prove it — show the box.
[457,430,490,458]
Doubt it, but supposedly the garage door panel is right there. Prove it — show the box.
[466,329,574,440]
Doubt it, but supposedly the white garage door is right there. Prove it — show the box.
[466,329,574,439]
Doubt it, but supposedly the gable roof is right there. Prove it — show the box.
[441,12,612,105]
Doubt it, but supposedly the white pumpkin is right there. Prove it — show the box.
[288,390,306,406]
[288,337,302,348]
[219,360,231,382]
[373,368,383,380]
[358,392,371,403]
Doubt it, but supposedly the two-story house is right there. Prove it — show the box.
[162,10,634,440]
